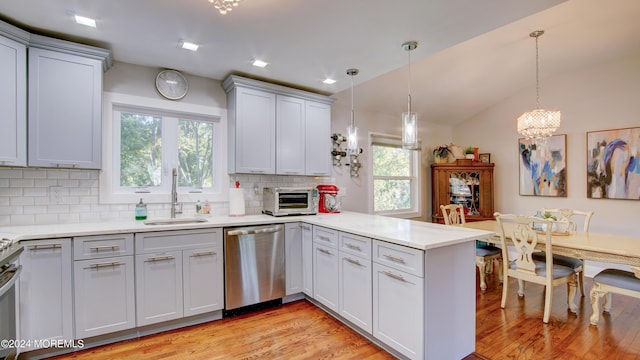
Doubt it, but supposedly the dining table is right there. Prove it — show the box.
[458,220,640,279]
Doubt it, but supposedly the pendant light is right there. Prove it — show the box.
[346,68,359,154]
[401,41,419,150]
[517,30,561,142]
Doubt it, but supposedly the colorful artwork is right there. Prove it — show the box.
[587,127,640,200]
[519,135,567,197]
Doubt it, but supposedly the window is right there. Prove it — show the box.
[370,134,421,217]
[100,92,226,204]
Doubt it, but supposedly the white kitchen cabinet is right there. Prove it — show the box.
[73,234,135,338]
[27,35,110,169]
[183,246,223,317]
[304,100,332,176]
[338,232,372,334]
[301,223,313,296]
[0,23,28,167]
[222,75,333,175]
[135,228,223,326]
[19,238,73,351]
[312,226,339,312]
[284,223,303,295]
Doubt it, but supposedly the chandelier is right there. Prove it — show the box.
[208,0,242,15]
[401,41,419,150]
[517,30,561,141]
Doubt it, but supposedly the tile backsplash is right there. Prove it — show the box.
[0,167,333,226]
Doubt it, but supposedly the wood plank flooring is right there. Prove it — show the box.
[49,269,640,360]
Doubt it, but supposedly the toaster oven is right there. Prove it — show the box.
[262,187,316,216]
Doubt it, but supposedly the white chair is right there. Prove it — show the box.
[440,204,502,291]
[494,213,578,323]
[590,268,640,326]
[532,208,594,296]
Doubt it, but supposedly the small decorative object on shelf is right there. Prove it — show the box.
[433,145,451,163]
[464,147,475,160]
[479,153,491,163]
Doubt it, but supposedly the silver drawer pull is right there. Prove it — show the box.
[301,225,311,231]
[90,245,121,252]
[51,162,79,168]
[145,255,175,262]
[28,244,62,250]
[318,235,332,242]
[383,271,406,282]
[383,254,406,264]
[89,262,123,269]
[318,248,333,255]
[191,251,216,257]
[345,243,362,251]
[345,257,362,266]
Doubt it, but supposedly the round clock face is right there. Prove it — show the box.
[155,70,188,100]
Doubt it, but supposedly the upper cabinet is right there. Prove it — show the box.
[223,75,334,176]
[0,22,29,167]
[27,35,111,169]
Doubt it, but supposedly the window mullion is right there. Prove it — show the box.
[162,117,179,192]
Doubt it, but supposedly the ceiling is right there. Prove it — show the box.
[1,0,639,125]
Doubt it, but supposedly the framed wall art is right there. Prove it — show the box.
[587,127,640,200]
[519,134,567,197]
[479,153,491,163]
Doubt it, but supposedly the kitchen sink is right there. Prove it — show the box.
[143,218,208,225]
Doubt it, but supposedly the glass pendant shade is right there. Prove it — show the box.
[402,111,418,150]
[346,123,358,154]
[517,108,561,140]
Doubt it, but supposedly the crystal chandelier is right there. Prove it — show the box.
[208,0,242,15]
[517,30,561,141]
[346,68,359,154]
[401,41,419,150]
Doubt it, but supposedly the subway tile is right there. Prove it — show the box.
[22,169,48,179]
[9,179,34,187]
[10,214,35,226]
[0,188,22,197]
[23,187,48,197]
[57,180,79,188]
[0,179,9,187]
[10,197,34,206]
[69,171,93,180]
[0,206,22,216]
[46,170,70,179]
[34,179,58,187]
[0,169,23,178]
[23,205,48,215]
[34,213,58,225]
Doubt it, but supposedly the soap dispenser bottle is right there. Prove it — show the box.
[135,198,148,220]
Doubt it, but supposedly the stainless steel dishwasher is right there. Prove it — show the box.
[224,224,285,313]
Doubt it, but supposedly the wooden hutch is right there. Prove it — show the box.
[431,160,495,223]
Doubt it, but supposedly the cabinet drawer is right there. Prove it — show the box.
[312,226,339,249]
[74,234,134,260]
[373,240,424,278]
[135,228,221,254]
[339,232,372,260]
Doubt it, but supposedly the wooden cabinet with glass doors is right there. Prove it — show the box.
[431,161,495,223]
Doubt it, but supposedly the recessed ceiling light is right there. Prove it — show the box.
[252,60,268,68]
[180,41,199,51]
[74,15,96,28]
[323,78,336,85]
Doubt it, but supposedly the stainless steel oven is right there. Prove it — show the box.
[0,239,23,360]
[262,187,315,216]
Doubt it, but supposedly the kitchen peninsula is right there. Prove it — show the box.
[4,211,492,360]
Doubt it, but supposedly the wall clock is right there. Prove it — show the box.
[155,69,188,100]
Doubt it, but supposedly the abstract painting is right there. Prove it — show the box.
[519,134,567,197]
[587,127,640,200]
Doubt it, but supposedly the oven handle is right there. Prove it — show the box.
[0,265,22,298]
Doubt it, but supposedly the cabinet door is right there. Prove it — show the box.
[19,239,73,350]
[233,87,276,174]
[301,223,313,296]
[183,246,223,316]
[373,262,424,360]
[135,251,183,326]
[312,242,339,312]
[0,34,26,166]
[276,95,306,175]
[285,223,303,295]
[74,256,135,338]
[339,252,372,333]
[28,47,102,169]
[305,101,332,176]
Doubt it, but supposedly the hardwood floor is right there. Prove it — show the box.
[48,269,640,360]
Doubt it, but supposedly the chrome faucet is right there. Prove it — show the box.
[170,168,182,218]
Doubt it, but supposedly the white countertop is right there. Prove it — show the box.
[0,211,494,251]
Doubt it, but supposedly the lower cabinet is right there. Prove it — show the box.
[312,226,339,312]
[284,223,303,295]
[339,233,372,334]
[301,223,313,296]
[19,238,73,351]
[135,229,223,327]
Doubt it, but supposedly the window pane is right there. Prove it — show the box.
[372,145,411,176]
[178,119,214,188]
[120,113,162,187]
[373,179,412,211]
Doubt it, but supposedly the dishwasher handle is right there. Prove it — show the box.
[227,225,283,236]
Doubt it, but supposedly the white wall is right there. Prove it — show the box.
[453,50,640,275]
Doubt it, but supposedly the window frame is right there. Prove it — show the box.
[368,132,422,218]
[100,92,228,204]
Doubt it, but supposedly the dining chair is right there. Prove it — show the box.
[440,204,502,291]
[532,209,594,296]
[494,213,578,323]
[589,268,640,325]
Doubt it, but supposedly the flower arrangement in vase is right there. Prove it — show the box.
[433,145,451,163]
